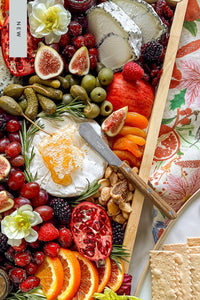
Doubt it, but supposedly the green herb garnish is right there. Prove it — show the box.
[5,287,47,300]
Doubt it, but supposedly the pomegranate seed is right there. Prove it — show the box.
[19,275,40,293]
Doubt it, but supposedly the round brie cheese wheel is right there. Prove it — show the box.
[29,114,107,197]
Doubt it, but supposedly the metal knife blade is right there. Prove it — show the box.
[79,122,177,220]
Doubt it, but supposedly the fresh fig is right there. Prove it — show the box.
[102,106,128,137]
[0,190,14,213]
[0,155,11,180]
[34,44,64,80]
[69,46,90,76]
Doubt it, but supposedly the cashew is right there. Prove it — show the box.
[98,196,108,207]
[101,186,111,203]
[112,213,126,224]
[98,178,110,190]
[122,211,130,220]
[128,182,135,192]
[109,172,118,186]
[117,172,125,180]
[126,191,133,202]
[107,198,120,216]
[105,166,113,178]
[119,202,132,213]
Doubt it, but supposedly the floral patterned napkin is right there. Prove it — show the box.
[150,0,200,242]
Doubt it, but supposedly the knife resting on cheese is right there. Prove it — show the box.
[79,122,177,220]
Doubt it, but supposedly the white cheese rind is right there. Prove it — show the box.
[29,115,107,197]
[87,1,142,71]
[112,0,167,44]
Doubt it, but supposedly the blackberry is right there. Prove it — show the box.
[111,221,125,245]
[0,114,7,132]
[0,232,8,252]
[49,198,72,225]
[141,41,163,62]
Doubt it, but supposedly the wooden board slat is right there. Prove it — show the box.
[123,0,189,273]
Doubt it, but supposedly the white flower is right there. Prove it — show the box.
[28,0,71,44]
[1,204,42,247]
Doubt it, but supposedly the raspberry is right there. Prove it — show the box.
[14,251,32,267]
[43,242,60,258]
[19,275,40,293]
[9,268,26,283]
[25,262,38,275]
[33,251,45,265]
[58,227,73,248]
[38,223,59,241]
[12,239,26,252]
[122,62,144,81]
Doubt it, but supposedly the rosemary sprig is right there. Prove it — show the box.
[110,245,130,272]
[69,180,101,206]
[19,120,42,182]
[37,98,86,120]
[5,287,47,300]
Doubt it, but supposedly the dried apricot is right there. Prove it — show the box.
[125,134,146,146]
[119,126,146,138]
[112,136,143,158]
[125,112,148,129]
[113,150,141,167]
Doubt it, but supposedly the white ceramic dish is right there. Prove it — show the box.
[135,188,200,299]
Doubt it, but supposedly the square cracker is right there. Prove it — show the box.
[188,246,200,254]
[190,253,200,299]
[162,243,192,300]
[150,250,177,300]
[187,237,200,247]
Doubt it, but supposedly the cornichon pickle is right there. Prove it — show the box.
[57,76,70,89]
[33,83,63,100]
[3,84,24,99]
[29,75,61,89]
[70,85,88,102]
[19,98,28,112]
[24,88,38,120]
[0,96,23,115]
[37,94,57,115]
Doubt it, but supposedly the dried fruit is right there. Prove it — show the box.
[0,155,10,180]
[102,107,128,137]
[0,190,14,213]
[69,46,90,76]
[34,43,64,80]
[70,201,112,266]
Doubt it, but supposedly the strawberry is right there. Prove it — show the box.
[106,72,155,119]
[122,62,144,81]
[38,223,59,242]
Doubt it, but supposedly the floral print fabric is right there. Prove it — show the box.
[150,0,200,242]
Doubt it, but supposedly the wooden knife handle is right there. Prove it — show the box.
[118,161,177,220]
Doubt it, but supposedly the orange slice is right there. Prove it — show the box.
[106,258,124,292]
[35,256,64,300]
[57,248,81,300]
[97,257,111,293]
[72,251,99,300]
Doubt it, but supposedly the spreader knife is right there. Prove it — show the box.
[79,122,177,220]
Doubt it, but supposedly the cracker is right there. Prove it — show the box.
[190,253,200,299]
[187,237,200,247]
[150,250,177,299]
[188,246,200,254]
[162,243,192,300]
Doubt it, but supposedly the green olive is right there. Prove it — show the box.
[100,100,113,116]
[95,77,102,87]
[90,87,106,103]
[57,76,70,89]
[96,62,105,73]
[81,75,96,93]
[84,103,100,119]
[70,85,89,102]
[98,68,114,86]
[62,93,73,105]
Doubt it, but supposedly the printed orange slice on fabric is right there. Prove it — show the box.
[124,112,148,129]
[113,150,141,168]
[106,258,124,292]
[57,248,81,300]
[119,126,146,138]
[35,256,64,300]
[112,137,143,158]
[125,134,146,146]
[72,251,99,300]
[97,257,111,293]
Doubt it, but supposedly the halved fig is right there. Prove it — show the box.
[0,155,11,180]
[101,106,128,137]
[69,46,90,76]
[0,190,14,213]
[34,44,64,80]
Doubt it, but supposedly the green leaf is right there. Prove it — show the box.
[169,89,186,110]
[183,21,197,36]
[161,117,176,125]
[177,149,184,155]
[93,287,141,300]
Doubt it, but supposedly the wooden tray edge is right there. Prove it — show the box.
[123,0,189,273]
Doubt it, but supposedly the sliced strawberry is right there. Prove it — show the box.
[1,16,39,77]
